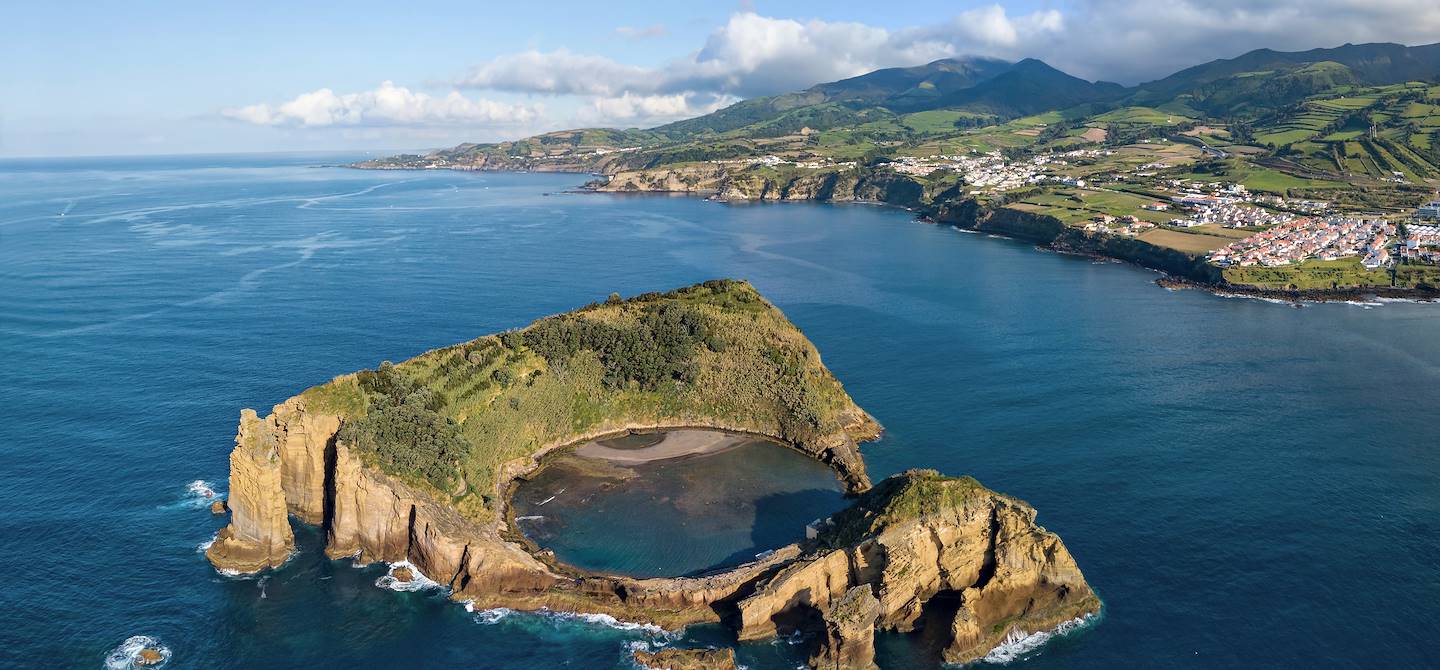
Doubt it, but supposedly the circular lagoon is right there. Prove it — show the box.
[511,430,848,578]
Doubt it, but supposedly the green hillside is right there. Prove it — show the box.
[297,280,871,521]
[358,41,1440,289]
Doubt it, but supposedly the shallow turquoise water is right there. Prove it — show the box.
[3,154,1439,668]
[511,436,847,578]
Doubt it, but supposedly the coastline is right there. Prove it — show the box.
[347,163,1438,304]
[1156,275,1440,303]
[202,280,1098,667]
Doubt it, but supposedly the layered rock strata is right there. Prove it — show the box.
[810,585,882,670]
[632,648,738,670]
[208,402,1098,666]
[735,471,1100,665]
[203,284,1097,666]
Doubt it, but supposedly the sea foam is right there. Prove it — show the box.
[169,479,224,510]
[374,561,446,593]
[466,604,674,637]
[104,635,170,669]
[980,614,1096,665]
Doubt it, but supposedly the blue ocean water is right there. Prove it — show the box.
[2,153,1439,669]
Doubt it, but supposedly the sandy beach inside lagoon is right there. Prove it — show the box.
[574,429,757,463]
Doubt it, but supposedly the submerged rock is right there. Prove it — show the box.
[134,647,165,666]
[632,647,737,670]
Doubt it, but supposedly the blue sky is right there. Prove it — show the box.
[4,0,1438,157]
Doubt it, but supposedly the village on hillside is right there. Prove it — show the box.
[1208,199,1440,269]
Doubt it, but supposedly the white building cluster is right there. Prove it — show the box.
[1403,224,1440,262]
[1208,217,1393,268]
[1255,195,1330,214]
[1169,203,1296,229]
[883,149,1107,193]
[718,155,857,170]
[1084,215,1155,237]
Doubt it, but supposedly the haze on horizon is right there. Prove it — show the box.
[5,0,1440,158]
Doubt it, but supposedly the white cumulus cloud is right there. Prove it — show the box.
[223,2,1440,140]
[455,8,1063,102]
[579,92,739,127]
[223,81,540,128]
[456,50,654,97]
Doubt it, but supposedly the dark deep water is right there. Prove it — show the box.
[2,154,1439,669]
[511,435,847,578]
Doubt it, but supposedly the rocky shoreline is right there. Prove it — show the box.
[205,283,1101,667]
[1156,275,1440,303]
[350,162,1439,303]
[209,396,1098,665]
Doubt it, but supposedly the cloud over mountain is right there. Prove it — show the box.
[454,11,1039,100]
[455,1,1440,100]
[223,1,1440,139]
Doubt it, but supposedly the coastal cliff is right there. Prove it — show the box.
[595,166,929,209]
[204,409,293,572]
[735,471,1099,665]
[209,281,878,574]
[940,205,1226,284]
[205,280,1097,665]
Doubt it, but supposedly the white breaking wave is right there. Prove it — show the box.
[539,609,672,636]
[104,635,170,669]
[374,560,446,593]
[514,515,545,522]
[469,605,514,625]
[213,548,298,579]
[172,479,224,510]
[980,614,1095,665]
[467,605,674,637]
[196,533,217,554]
[1211,291,1298,306]
[770,630,806,647]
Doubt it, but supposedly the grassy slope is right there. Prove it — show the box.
[1222,258,1391,289]
[297,280,864,522]
[359,49,1440,292]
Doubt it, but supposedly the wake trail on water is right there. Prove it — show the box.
[70,180,416,226]
[33,231,405,338]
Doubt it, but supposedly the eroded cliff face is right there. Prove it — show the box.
[204,409,295,573]
[811,585,882,670]
[273,403,340,525]
[633,648,738,670]
[206,399,341,573]
[325,440,560,598]
[734,470,1100,666]
[206,372,1090,667]
[593,165,934,210]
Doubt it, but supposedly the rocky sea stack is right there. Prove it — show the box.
[205,279,1098,665]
